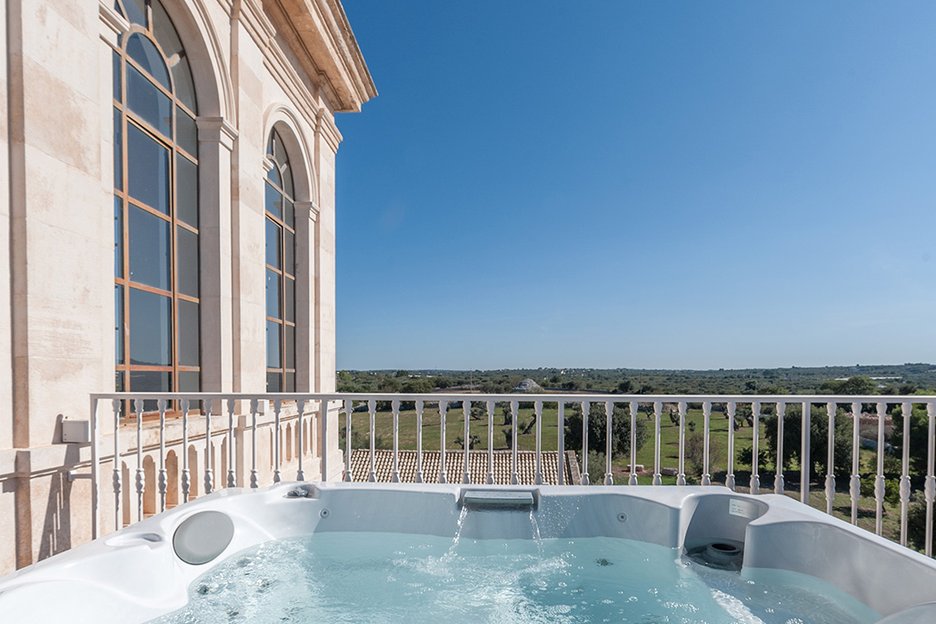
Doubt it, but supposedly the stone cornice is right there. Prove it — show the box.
[269,0,377,113]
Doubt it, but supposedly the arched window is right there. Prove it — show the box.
[265,130,296,392]
[112,0,200,396]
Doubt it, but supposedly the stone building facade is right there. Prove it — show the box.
[0,0,374,573]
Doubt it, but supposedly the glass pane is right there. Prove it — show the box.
[129,288,172,366]
[176,154,198,226]
[266,321,281,368]
[273,130,287,165]
[283,372,295,392]
[114,196,123,277]
[126,34,171,90]
[266,163,281,188]
[284,278,294,323]
[265,219,281,268]
[265,182,282,219]
[178,371,200,393]
[151,0,183,58]
[115,285,124,364]
[127,124,170,213]
[176,107,197,157]
[113,108,122,189]
[266,269,280,319]
[282,163,294,199]
[127,66,171,138]
[284,199,294,228]
[129,371,171,410]
[115,370,124,392]
[266,372,281,393]
[177,227,199,297]
[172,56,197,113]
[112,50,121,101]
[284,231,294,275]
[178,299,199,367]
[123,0,146,27]
[284,325,295,369]
[129,205,171,290]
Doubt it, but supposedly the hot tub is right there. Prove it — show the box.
[1,484,934,623]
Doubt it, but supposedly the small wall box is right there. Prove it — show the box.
[61,419,90,444]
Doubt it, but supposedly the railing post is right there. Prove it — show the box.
[272,399,282,484]
[628,400,638,485]
[774,401,785,495]
[652,401,662,486]
[367,399,377,483]
[157,399,167,512]
[701,401,711,486]
[750,401,760,494]
[204,399,214,495]
[226,399,236,487]
[801,402,811,505]
[849,401,861,524]
[510,399,519,485]
[112,398,121,531]
[726,401,736,491]
[462,400,471,484]
[874,401,886,536]
[415,399,424,483]
[344,398,354,482]
[89,396,99,539]
[486,400,494,485]
[604,400,613,485]
[319,399,328,481]
[925,402,935,557]
[249,399,259,489]
[134,399,144,523]
[557,401,565,486]
[439,400,448,484]
[676,400,687,486]
[580,401,590,485]
[296,399,306,481]
[391,399,401,483]
[899,401,911,546]
[534,400,544,485]
[825,401,836,516]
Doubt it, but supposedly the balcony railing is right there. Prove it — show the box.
[88,392,936,556]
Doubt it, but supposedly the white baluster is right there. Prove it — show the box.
[801,402,811,504]
[157,399,167,512]
[925,402,935,557]
[750,401,760,494]
[249,398,259,489]
[272,399,282,484]
[344,398,354,482]
[653,401,662,486]
[628,401,638,485]
[415,399,424,483]
[319,398,328,480]
[899,401,911,546]
[534,400,544,485]
[112,398,121,530]
[580,401,590,485]
[849,401,860,524]
[726,401,736,491]
[825,401,836,516]
[775,401,785,494]
[439,400,448,484]
[391,399,400,483]
[486,399,495,484]
[676,400,687,486]
[181,400,191,501]
[874,401,886,535]
[367,399,377,482]
[134,399,144,522]
[226,399,236,487]
[557,401,566,486]
[296,399,306,481]
[204,399,214,495]
[462,400,471,484]
[510,399,519,485]
[701,401,711,486]
[604,400,613,485]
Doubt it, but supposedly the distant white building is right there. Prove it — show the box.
[0,0,374,573]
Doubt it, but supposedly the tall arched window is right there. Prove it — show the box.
[112,0,200,396]
[265,130,296,392]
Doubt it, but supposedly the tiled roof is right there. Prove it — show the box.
[349,449,580,485]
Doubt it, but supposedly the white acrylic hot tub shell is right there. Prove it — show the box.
[1,484,934,623]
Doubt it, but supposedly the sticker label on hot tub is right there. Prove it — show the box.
[728,499,756,519]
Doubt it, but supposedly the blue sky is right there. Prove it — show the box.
[335,1,936,371]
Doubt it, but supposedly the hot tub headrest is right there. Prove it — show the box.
[172,510,235,565]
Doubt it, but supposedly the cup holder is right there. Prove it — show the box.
[685,539,744,571]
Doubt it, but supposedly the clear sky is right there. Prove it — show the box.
[335,1,936,371]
